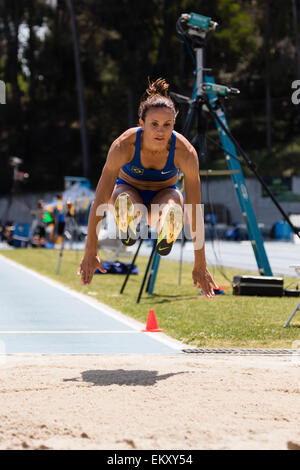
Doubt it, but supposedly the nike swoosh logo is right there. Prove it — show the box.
[158,246,171,251]
[161,170,173,174]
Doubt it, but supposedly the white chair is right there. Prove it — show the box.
[284,266,300,327]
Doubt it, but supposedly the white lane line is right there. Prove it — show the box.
[0,254,189,351]
[0,330,146,334]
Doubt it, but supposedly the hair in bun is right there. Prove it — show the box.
[139,77,178,121]
[145,77,170,98]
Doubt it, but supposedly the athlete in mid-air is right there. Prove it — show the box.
[77,78,217,298]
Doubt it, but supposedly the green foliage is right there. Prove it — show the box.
[0,0,299,196]
[214,0,259,65]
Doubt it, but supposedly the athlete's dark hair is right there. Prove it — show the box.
[138,78,178,121]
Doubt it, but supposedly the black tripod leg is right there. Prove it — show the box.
[178,233,185,286]
[146,250,160,293]
[177,100,201,286]
[120,238,143,294]
[204,98,300,239]
[183,101,197,138]
[136,240,156,304]
[56,234,65,274]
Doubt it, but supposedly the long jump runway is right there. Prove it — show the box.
[0,255,183,355]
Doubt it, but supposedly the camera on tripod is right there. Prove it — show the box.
[175,12,239,98]
[179,13,218,39]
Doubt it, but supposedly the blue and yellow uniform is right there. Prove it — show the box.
[116,127,179,206]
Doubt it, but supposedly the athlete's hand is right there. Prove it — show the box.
[77,253,106,286]
[192,266,218,299]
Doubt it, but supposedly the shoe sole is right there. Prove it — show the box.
[114,193,137,246]
[156,205,183,256]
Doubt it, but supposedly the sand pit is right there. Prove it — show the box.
[0,353,299,450]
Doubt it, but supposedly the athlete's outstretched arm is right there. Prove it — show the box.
[77,139,128,286]
[179,146,218,298]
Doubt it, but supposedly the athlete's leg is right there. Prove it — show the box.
[147,187,184,255]
[109,184,146,246]
[147,187,183,230]
[108,184,143,207]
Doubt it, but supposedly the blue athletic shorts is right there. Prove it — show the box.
[115,177,178,207]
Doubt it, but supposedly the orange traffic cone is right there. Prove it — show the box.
[142,309,163,332]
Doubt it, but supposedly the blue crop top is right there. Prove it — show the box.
[121,127,179,181]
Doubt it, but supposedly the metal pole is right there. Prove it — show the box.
[120,238,143,294]
[178,46,204,285]
[4,159,20,224]
[56,233,65,274]
[284,300,300,327]
[178,235,184,286]
[292,0,300,79]
[195,48,204,97]
[136,241,156,304]
[146,250,161,294]
[65,0,89,177]
[204,92,300,239]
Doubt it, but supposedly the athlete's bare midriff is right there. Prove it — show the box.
[118,168,178,191]
[116,127,185,191]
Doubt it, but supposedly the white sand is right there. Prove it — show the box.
[0,354,299,450]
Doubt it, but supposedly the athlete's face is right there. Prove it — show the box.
[139,107,175,150]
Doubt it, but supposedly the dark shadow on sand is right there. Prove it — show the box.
[64,369,191,387]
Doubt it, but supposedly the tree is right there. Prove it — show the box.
[1,0,300,198]
[65,0,89,177]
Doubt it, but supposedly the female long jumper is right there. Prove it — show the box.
[77,78,217,298]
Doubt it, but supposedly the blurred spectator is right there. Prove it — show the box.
[205,213,218,240]
[30,200,46,248]
[43,202,55,245]
[66,199,75,218]
[64,199,84,244]
[2,222,14,246]
[225,222,242,241]
[53,193,65,245]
